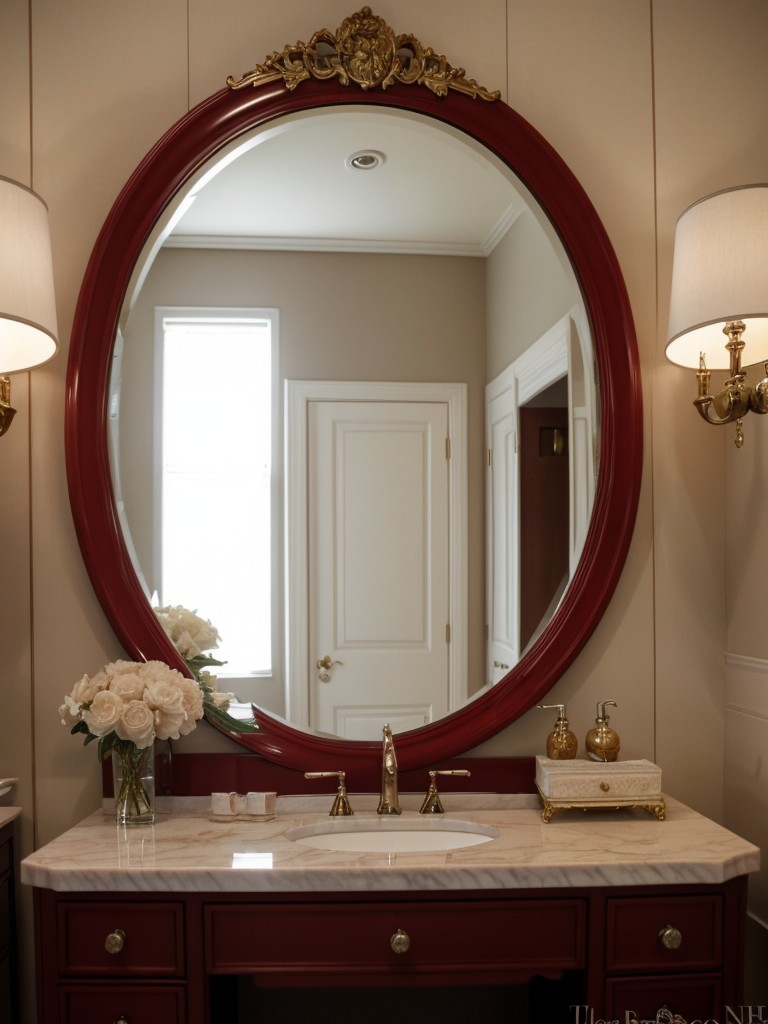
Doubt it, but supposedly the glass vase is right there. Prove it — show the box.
[112,740,155,827]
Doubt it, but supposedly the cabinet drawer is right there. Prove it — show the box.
[606,895,722,972]
[207,899,585,977]
[57,902,185,977]
[605,973,723,1021]
[60,984,186,1023]
[0,838,9,876]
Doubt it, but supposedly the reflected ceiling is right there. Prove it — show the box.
[167,109,527,255]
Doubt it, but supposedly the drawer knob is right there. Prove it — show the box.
[658,924,683,950]
[104,928,126,954]
[390,928,411,954]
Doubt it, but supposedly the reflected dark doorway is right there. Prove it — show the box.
[520,401,570,651]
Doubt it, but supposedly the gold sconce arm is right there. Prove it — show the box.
[750,363,768,413]
[691,323,768,448]
[0,377,16,437]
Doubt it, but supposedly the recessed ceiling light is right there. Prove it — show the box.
[346,150,385,171]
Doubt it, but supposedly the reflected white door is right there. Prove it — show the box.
[308,400,450,739]
[486,387,519,684]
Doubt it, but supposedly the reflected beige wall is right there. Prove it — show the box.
[121,246,487,705]
[486,208,581,380]
[3,2,768,1018]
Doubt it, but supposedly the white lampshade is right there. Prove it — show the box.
[666,184,768,370]
[0,176,58,374]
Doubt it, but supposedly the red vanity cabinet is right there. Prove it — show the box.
[34,893,190,1024]
[32,877,749,1023]
[0,817,19,1024]
[588,883,748,1022]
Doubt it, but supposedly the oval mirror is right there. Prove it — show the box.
[66,9,642,773]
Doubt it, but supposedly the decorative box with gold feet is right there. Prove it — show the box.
[535,756,665,822]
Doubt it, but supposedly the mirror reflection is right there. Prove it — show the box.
[109,106,597,741]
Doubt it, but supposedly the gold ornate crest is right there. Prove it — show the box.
[227,7,499,101]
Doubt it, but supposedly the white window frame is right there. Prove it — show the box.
[154,306,281,687]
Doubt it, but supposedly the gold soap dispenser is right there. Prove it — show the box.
[537,703,578,759]
[585,700,620,762]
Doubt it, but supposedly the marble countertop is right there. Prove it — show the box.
[21,793,760,894]
[0,807,21,828]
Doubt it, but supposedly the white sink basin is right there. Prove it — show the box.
[286,817,498,853]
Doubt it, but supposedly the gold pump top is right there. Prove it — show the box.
[537,703,569,720]
[595,699,618,721]
[586,700,620,762]
[537,704,577,759]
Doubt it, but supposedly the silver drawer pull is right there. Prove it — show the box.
[390,928,410,954]
[104,928,126,954]
[658,924,682,950]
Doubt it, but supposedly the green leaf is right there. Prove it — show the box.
[186,654,226,670]
[203,701,260,734]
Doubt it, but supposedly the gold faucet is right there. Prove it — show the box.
[304,771,353,816]
[419,769,472,814]
[376,723,401,815]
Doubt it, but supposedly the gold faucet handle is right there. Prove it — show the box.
[304,770,354,816]
[419,769,471,814]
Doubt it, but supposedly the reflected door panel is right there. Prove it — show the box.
[487,389,519,685]
[308,400,450,739]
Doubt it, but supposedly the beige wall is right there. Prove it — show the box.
[3,1,768,1017]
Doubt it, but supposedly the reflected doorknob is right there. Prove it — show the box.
[316,655,342,682]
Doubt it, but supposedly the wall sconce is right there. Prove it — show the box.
[666,184,768,447]
[0,176,58,437]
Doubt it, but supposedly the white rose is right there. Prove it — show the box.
[176,677,204,737]
[153,706,187,741]
[115,700,156,748]
[209,690,233,711]
[59,696,80,723]
[107,670,145,703]
[82,690,125,737]
[176,629,199,658]
[143,679,187,741]
[143,678,184,713]
[154,605,221,657]
[70,673,104,705]
[105,659,142,675]
[139,661,185,686]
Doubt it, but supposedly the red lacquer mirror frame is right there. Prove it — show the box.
[66,40,642,774]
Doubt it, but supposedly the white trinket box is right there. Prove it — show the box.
[535,756,665,822]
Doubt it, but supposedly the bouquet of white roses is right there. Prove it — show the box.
[60,659,204,759]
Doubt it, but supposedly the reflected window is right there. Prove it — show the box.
[157,308,279,680]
